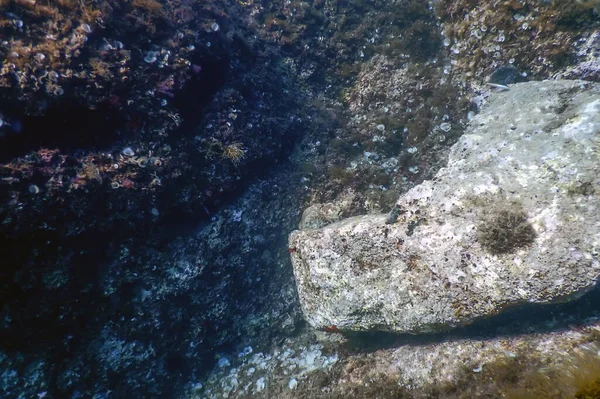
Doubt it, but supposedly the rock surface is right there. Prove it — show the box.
[193,318,600,399]
[289,80,600,334]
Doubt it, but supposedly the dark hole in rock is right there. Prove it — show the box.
[0,98,125,162]
[173,54,230,133]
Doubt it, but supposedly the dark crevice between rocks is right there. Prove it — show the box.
[146,54,231,237]
[0,96,125,162]
[341,285,600,353]
[172,53,230,134]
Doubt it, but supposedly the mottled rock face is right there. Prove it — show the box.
[289,80,600,334]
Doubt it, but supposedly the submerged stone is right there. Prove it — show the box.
[289,80,600,334]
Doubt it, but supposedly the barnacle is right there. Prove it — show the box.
[136,156,149,168]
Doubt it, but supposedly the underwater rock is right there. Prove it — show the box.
[298,203,344,230]
[488,65,528,86]
[289,80,600,334]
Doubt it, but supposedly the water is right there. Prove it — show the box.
[0,0,599,398]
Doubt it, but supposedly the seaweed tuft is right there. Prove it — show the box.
[477,201,537,254]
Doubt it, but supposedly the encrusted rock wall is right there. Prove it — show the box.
[290,80,600,334]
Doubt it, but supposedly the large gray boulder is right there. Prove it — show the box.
[289,80,600,334]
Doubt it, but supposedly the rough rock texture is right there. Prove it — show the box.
[299,202,346,230]
[289,80,600,334]
[193,316,600,399]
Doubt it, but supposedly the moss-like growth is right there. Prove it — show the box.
[329,137,363,158]
[132,0,163,15]
[296,161,319,176]
[327,166,354,184]
[575,377,600,399]
[384,0,441,61]
[570,352,600,399]
[568,180,596,196]
[477,201,536,254]
[349,166,393,190]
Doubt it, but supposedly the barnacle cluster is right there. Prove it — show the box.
[0,0,207,116]
[436,0,597,85]
[0,0,102,103]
